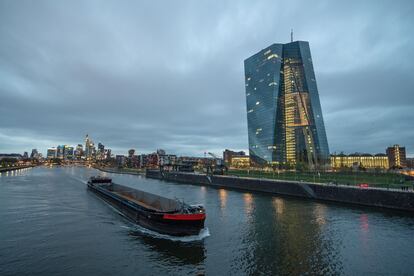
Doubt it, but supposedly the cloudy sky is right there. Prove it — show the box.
[1,0,413,157]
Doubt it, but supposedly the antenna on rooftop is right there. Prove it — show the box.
[291,28,293,42]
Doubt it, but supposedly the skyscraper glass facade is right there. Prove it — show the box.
[244,41,329,168]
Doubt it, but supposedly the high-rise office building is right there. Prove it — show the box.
[57,145,65,159]
[64,145,74,160]
[84,134,95,160]
[30,149,39,159]
[47,148,57,159]
[386,144,406,168]
[75,144,83,159]
[244,40,330,168]
[128,149,135,158]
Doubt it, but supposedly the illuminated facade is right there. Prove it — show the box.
[47,148,57,159]
[223,149,246,166]
[330,153,389,169]
[230,156,250,169]
[386,145,406,168]
[84,134,95,160]
[244,41,329,168]
[56,145,65,159]
[64,145,74,160]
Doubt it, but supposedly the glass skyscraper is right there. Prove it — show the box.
[244,41,329,168]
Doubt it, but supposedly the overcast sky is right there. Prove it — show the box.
[1,0,413,157]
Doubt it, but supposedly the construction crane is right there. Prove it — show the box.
[207,152,223,166]
[205,152,227,175]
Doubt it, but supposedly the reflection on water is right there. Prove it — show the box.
[236,196,344,275]
[272,197,284,216]
[128,230,206,266]
[218,188,227,210]
[360,213,369,233]
[243,193,254,219]
[359,213,370,250]
[313,203,327,226]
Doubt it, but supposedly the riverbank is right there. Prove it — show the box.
[95,166,145,175]
[0,165,35,173]
[146,170,414,212]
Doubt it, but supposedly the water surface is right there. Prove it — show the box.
[1,167,413,275]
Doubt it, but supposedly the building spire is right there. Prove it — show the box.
[291,28,293,42]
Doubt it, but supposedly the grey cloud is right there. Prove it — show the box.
[0,0,413,157]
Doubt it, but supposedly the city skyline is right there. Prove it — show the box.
[1,1,413,157]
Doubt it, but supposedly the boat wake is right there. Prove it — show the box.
[123,224,210,242]
[70,176,88,185]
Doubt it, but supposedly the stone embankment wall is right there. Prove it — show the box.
[146,170,414,212]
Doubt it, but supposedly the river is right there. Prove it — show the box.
[1,167,413,275]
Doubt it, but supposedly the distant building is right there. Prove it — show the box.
[146,153,159,168]
[330,153,389,170]
[56,145,65,159]
[386,145,406,168]
[75,144,83,159]
[223,149,246,166]
[115,155,126,167]
[30,149,39,159]
[139,154,148,168]
[128,149,135,158]
[157,149,166,155]
[230,156,250,169]
[245,40,330,168]
[159,154,177,166]
[104,149,111,160]
[95,143,105,160]
[84,134,95,160]
[0,153,22,161]
[406,158,414,168]
[64,145,74,160]
[47,148,57,159]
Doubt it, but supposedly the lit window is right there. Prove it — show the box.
[259,79,264,82]
[268,82,277,86]
[248,109,254,113]
[246,93,250,96]
[254,87,257,90]
[264,49,271,55]
[256,101,260,105]
[247,77,251,81]
[267,54,278,60]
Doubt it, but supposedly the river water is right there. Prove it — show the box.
[1,167,413,275]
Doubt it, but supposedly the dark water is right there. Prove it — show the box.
[1,167,414,275]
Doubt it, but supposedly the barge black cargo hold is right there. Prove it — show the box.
[87,176,206,236]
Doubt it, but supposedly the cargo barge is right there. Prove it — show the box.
[87,176,206,236]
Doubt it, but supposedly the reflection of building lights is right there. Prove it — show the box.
[243,193,254,218]
[219,189,227,209]
[360,214,369,233]
[313,203,326,225]
[272,197,284,215]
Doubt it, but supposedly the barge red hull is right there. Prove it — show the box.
[87,177,205,236]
